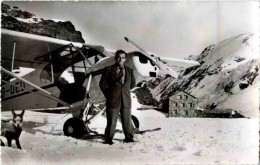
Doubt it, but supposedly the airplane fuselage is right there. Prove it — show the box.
[2,51,177,113]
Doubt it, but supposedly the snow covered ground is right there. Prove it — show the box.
[1,108,258,164]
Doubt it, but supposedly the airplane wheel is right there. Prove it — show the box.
[131,115,139,130]
[63,118,85,138]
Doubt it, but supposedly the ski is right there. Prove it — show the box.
[134,127,161,135]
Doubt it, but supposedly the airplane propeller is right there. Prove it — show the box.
[124,37,178,78]
[124,37,158,64]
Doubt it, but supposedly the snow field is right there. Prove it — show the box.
[2,109,258,164]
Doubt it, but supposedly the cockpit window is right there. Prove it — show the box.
[134,51,157,66]
[39,45,103,84]
[150,59,156,66]
[60,67,75,84]
[139,54,148,64]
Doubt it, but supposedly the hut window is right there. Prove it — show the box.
[183,103,185,107]
[175,103,178,107]
[189,103,193,108]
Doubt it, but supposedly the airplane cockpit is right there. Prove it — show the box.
[36,44,106,104]
[37,44,104,83]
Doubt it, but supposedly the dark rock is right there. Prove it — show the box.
[7,8,34,19]
[234,57,246,62]
[202,109,244,118]
[180,68,207,90]
[136,81,146,87]
[242,37,249,44]
[183,65,199,76]
[241,65,258,86]
[1,15,20,30]
[197,44,215,63]
[239,83,249,90]
[247,66,258,85]
[224,82,234,94]
[2,3,10,13]
[209,103,217,109]
[133,85,160,106]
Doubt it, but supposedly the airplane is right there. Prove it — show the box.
[1,28,199,138]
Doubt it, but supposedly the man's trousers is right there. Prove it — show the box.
[104,99,133,141]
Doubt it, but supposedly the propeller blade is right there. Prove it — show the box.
[124,37,179,78]
[124,37,150,58]
[124,37,129,42]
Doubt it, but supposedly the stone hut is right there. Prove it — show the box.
[168,91,198,117]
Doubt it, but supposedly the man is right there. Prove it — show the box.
[99,50,136,145]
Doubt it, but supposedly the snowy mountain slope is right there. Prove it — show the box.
[179,33,259,118]
[135,33,259,118]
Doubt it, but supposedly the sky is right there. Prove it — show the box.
[4,1,259,59]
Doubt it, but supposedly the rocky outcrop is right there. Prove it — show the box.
[133,84,160,106]
[1,3,85,43]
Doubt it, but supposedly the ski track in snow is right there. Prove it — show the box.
[1,110,258,164]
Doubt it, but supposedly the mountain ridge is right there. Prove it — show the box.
[1,3,85,43]
[135,32,259,118]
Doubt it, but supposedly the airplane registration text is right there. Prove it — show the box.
[2,81,26,98]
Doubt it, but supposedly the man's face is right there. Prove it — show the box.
[115,53,126,66]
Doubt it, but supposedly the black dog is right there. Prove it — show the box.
[1,109,25,149]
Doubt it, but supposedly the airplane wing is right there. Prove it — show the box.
[159,56,200,68]
[1,29,114,70]
[1,28,83,69]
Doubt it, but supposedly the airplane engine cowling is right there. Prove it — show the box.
[132,54,159,78]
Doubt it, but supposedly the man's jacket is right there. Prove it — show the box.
[99,64,136,108]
